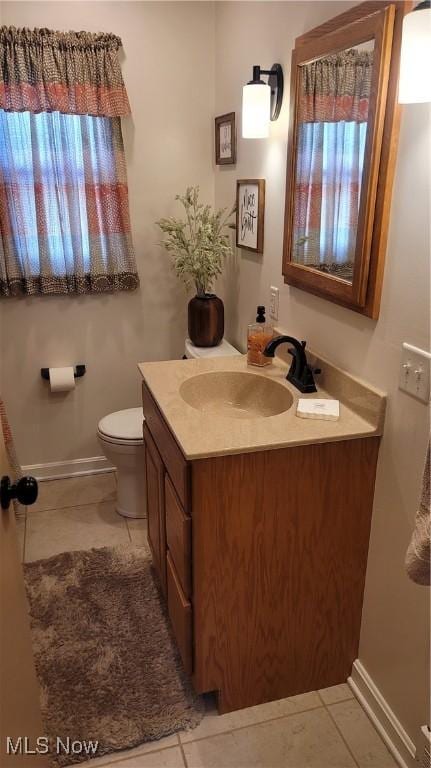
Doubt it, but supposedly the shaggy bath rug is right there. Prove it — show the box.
[24,546,204,766]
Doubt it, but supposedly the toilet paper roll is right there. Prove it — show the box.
[49,367,76,393]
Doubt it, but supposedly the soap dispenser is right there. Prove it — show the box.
[247,305,274,367]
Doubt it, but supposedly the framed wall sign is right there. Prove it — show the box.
[236,179,265,253]
[215,112,236,165]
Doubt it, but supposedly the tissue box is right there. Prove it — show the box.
[296,398,340,421]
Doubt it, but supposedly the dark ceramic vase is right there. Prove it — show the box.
[188,293,224,347]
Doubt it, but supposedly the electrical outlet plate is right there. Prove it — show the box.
[399,343,431,403]
[269,286,279,320]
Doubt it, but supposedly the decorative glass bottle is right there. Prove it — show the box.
[247,306,273,367]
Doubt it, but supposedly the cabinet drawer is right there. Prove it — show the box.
[165,476,191,598]
[142,380,190,509]
[167,552,193,675]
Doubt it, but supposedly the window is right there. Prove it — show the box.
[0,26,138,297]
[294,120,367,272]
[0,110,91,274]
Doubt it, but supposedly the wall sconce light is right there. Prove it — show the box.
[242,64,284,138]
[398,0,431,103]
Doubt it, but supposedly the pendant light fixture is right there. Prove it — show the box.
[398,0,431,103]
[242,64,284,138]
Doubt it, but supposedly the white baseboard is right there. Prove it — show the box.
[22,456,115,481]
[348,660,417,768]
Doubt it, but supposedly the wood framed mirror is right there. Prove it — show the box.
[282,2,408,318]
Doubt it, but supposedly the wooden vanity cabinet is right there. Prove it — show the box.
[142,380,380,714]
[143,423,167,596]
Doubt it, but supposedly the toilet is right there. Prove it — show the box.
[98,338,241,519]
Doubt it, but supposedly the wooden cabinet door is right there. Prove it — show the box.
[143,424,166,595]
[166,553,192,675]
[0,437,49,766]
[165,476,191,598]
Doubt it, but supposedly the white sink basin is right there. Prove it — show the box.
[179,371,293,419]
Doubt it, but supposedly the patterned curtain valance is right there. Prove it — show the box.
[299,49,373,124]
[0,26,131,117]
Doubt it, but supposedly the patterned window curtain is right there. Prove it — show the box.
[0,26,139,296]
[293,50,373,279]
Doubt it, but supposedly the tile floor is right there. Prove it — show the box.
[18,473,397,768]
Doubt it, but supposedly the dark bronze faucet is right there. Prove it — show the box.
[263,335,320,393]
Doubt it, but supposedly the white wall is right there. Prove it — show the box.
[0,1,215,466]
[214,0,430,748]
[0,0,429,750]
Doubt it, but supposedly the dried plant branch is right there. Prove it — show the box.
[157,187,235,296]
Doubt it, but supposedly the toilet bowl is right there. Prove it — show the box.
[98,341,241,519]
[97,407,146,519]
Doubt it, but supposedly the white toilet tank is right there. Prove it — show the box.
[184,337,241,359]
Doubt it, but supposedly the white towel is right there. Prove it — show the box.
[406,442,430,586]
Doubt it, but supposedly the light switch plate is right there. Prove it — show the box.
[269,286,279,320]
[399,343,431,403]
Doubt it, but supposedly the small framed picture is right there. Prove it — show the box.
[215,112,236,165]
[236,179,265,253]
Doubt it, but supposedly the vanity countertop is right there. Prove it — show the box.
[138,354,386,460]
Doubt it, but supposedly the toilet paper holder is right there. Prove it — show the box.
[41,364,86,381]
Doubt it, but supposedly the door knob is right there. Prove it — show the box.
[0,475,38,510]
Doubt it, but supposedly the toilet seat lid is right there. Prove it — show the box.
[98,408,144,442]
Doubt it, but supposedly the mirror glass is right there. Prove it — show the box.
[291,41,374,284]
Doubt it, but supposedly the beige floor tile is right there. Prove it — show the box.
[78,735,180,767]
[182,707,356,767]
[319,683,354,705]
[127,518,149,549]
[31,472,116,513]
[328,699,397,767]
[180,691,321,743]
[118,746,185,767]
[25,501,129,562]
